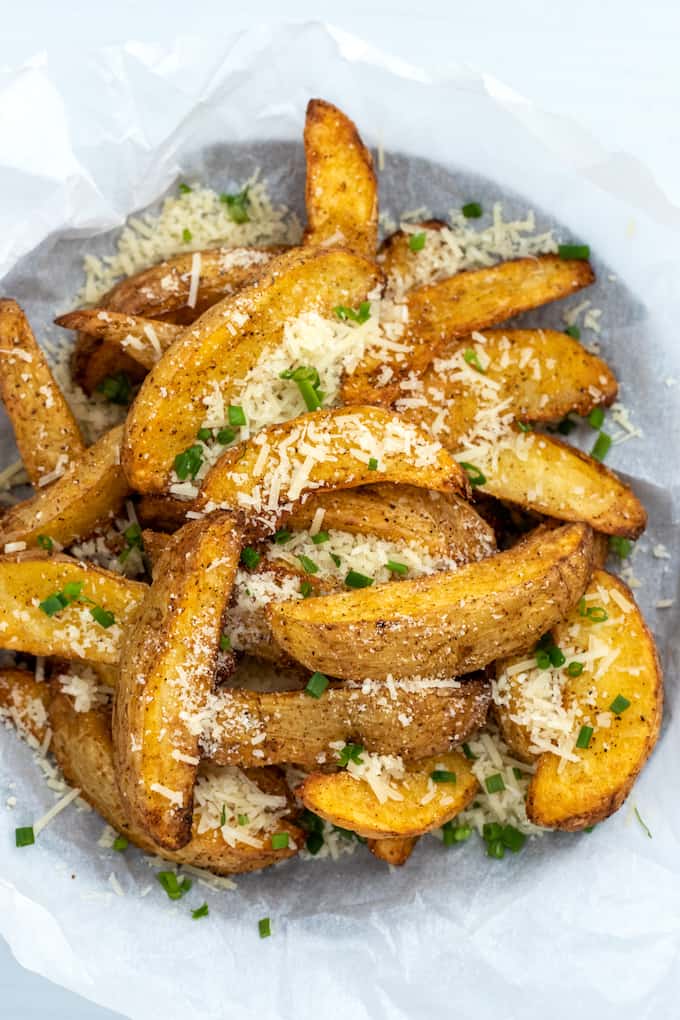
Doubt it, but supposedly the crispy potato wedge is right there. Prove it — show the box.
[496,570,662,830]
[114,513,241,850]
[298,751,478,838]
[197,407,468,536]
[284,483,496,564]
[468,434,646,538]
[268,522,594,681]
[0,668,51,744]
[368,837,418,866]
[303,99,378,257]
[0,554,145,663]
[56,310,182,372]
[204,675,490,767]
[68,247,281,394]
[0,425,129,549]
[50,693,301,874]
[124,247,383,493]
[397,329,617,444]
[136,494,189,532]
[342,255,595,406]
[0,300,85,485]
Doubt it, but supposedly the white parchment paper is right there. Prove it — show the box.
[0,21,679,1020]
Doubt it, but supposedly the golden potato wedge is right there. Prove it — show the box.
[0,425,129,549]
[0,554,145,663]
[519,570,660,830]
[377,220,448,290]
[50,692,302,875]
[114,513,241,850]
[303,98,378,257]
[267,522,594,681]
[136,494,189,532]
[204,675,490,767]
[0,300,85,485]
[298,751,478,838]
[368,837,418,866]
[68,246,281,394]
[397,329,617,445]
[342,255,595,406]
[0,668,51,744]
[123,246,383,493]
[283,483,496,564]
[467,434,646,538]
[197,407,468,536]
[56,310,182,372]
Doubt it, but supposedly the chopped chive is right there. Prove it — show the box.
[386,560,408,576]
[216,427,236,445]
[567,661,584,677]
[430,770,457,784]
[305,671,329,699]
[192,903,209,919]
[237,813,249,826]
[368,457,378,471]
[298,809,323,834]
[220,805,227,826]
[441,820,471,846]
[584,825,595,833]
[97,372,132,405]
[156,872,192,900]
[300,580,313,598]
[220,186,250,224]
[305,831,324,854]
[609,536,633,559]
[548,646,566,668]
[228,405,246,427]
[610,694,631,714]
[62,581,84,602]
[578,598,608,622]
[463,348,486,374]
[558,243,590,260]
[334,302,371,325]
[174,444,203,481]
[513,767,524,780]
[557,416,576,435]
[330,553,342,567]
[576,725,593,750]
[90,606,115,629]
[591,431,611,462]
[37,535,54,552]
[273,528,292,544]
[634,806,652,839]
[182,228,192,243]
[344,570,374,589]
[501,824,526,853]
[483,822,503,842]
[564,324,581,339]
[258,917,271,938]
[462,201,482,218]
[408,232,426,252]
[516,420,533,432]
[39,593,66,617]
[240,546,261,570]
[536,650,551,670]
[337,743,364,767]
[587,407,605,430]
[112,835,128,852]
[485,773,505,794]
[487,839,505,859]
[178,182,192,194]
[459,462,486,487]
[297,379,322,411]
[462,743,476,760]
[15,826,35,847]
[196,427,212,442]
[297,554,318,575]
[271,832,289,850]
[311,531,330,545]
[219,633,231,652]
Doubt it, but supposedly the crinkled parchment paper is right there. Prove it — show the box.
[0,21,679,1020]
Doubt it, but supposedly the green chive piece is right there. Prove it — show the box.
[112,836,128,852]
[62,581,84,602]
[295,378,321,411]
[240,546,261,570]
[330,553,342,567]
[584,825,595,833]
[273,528,292,544]
[334,302,371,325]
[258,917,271,938]
[182,228,192,243]
[485,773,505,794]
[238,814,249,826]
[430,770,457,784]
[558,243,590,260]
[271,832,289,850]
[156,871,192,900]
[386,560,408,576]
[459,462,486,487]
[297,554,318,575]
[337,743,364,767]
[90,606,115,629]
[344,570,374,589]
[39,593,66,617]
[441,820,470,846]
[587,407,605,430]
[37,535,54,552]
[609,536,633,559]
[299,809,323,834]
[487,839,505,859]
[97,372,132,405]
[408,232,426,252]
[219,633,231,652]
[564,324,581,339]
[634,807,652,839]
[368,457,378,471]
[311,531,330,545]
[220,186,250,223]
[516,420,533,432]
[192,903,209,919]
[462,743,476,760]
[178,182,192,194]
[305,832,324,855]
[196,427,212,442]
[216,427,236,445]
[15,826,35,847]
[174,444,203,481]
[513,767,523,780]
[462,201,482,218]
[557,416,576,435]
[576,725,593,750]
[300,580,313,598]
[501,824,526,853]
[483,822,503,842]
[548,646,566,668]
[578,598,608,622]
[228,405,246,427]
[220,805,227,826]
[536,650,551,670]
[463,348,486,374]
[305,671,329,699]
[591,431,612,462]
[610,694,631,714]
[567,661,584,677]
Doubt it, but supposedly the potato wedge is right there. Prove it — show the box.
[368,837,418,866]
[68,246,281,394]
[123,246,383,493]
[377,220,448,290]
[298,751,478,838]
[0,668,51,744]
[267,522,594,681]
[0,300,85,485]
[284,483,496,563]
[136,494,189,532]
[50,693,301,874]
[56,310,182,372]
[342,255,595,406]
[468,434,646,538]
[0,554,145,663]
[495,570,663,830]
[204,675,490,767]
[303,99,378,257]
[0,425,129,549]
[114,513,241,850]
[396,329,617,444]
[197,407,468,536]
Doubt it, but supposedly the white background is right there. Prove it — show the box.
[1,0,679,1015]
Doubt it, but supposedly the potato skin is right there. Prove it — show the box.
[368,837,418,866]
[268,523,595,681]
